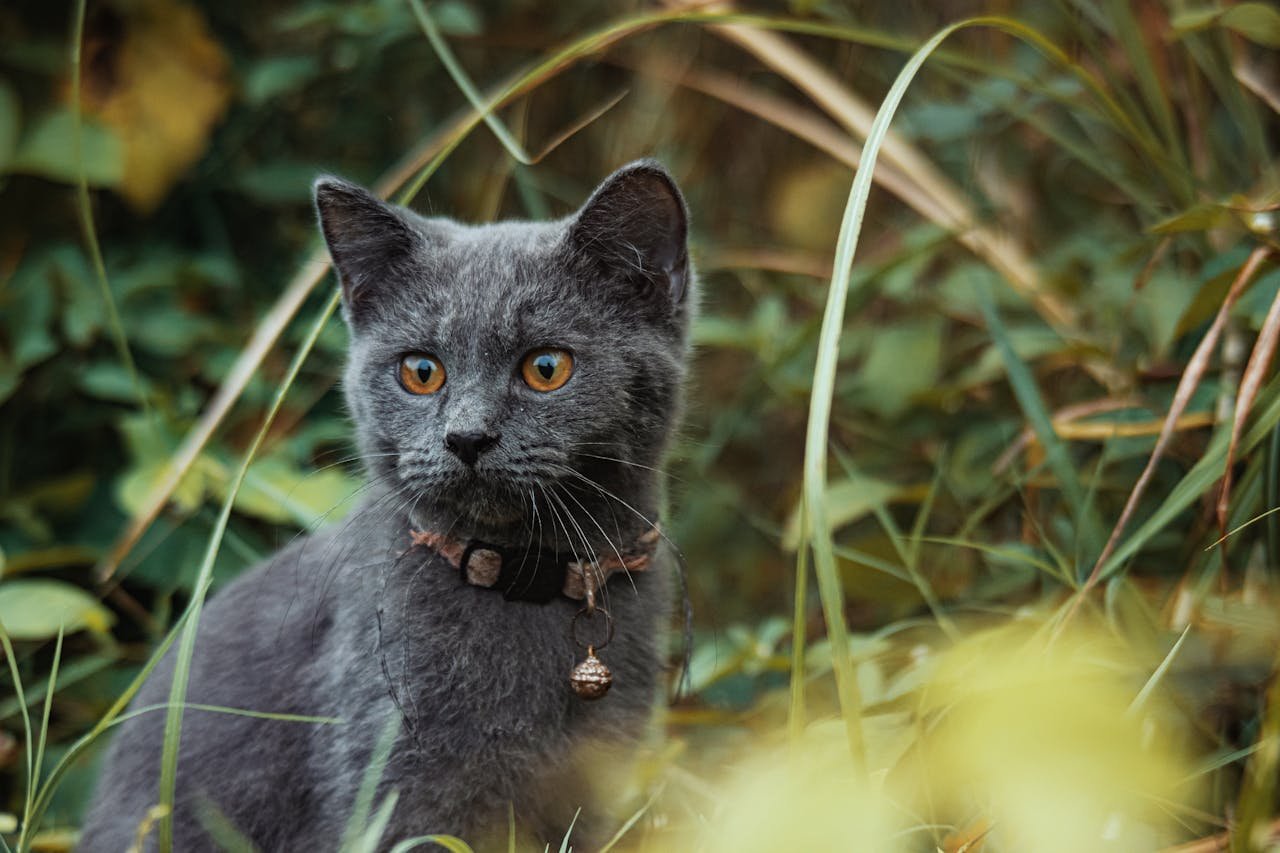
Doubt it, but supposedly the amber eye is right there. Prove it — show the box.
[521,348,574,392]
[398,353,445,395]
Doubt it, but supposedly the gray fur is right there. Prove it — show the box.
[79,161,693,851]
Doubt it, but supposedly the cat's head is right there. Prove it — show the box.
[314,161,693,538]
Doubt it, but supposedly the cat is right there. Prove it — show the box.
[79,160,694,851]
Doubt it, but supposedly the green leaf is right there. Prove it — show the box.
[2,251,59,384]
[1174,3,1280,47]
[0,78,19,171]
[7,108,123,186]
[0,579,115,640]
[235,161,328,204]
[856,317,944,417]
[1221,3,1280,47]
[1150,202,1233,235]
[432,0,483,36]
[118,458,208,517]
[784,477,901,550]
[47,244,100,346]
[243,56,321,105]
[78,361,155,403]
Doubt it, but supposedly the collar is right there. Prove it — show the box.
[409,526,660,605]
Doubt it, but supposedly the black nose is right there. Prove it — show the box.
[444,431,499,466]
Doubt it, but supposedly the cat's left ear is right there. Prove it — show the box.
[314,176,422,322]
[569,160,690,304]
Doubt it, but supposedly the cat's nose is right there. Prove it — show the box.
[444,431,499,466]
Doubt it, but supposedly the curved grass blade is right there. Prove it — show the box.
[69,0,150,423]
[788,497,810,742]
[22,607,191,840]
[795,9,1155,766]
[388,836,477,853]
[801,17,974,772]
[155,289,341,851]
[1206,503,1280,551]
[407,0,532,164]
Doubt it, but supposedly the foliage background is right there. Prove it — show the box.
[1,0,1279,849]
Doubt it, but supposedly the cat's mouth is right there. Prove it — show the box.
[415,466,533,526]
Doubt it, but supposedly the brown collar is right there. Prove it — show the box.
[409,526,660,605]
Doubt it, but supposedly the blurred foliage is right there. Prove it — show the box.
[0,0,1278,849]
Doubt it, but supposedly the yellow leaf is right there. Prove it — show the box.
[70,0,231,212]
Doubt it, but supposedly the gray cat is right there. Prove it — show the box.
[79,160,693,851]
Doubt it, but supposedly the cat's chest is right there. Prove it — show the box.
[371,579,579,732]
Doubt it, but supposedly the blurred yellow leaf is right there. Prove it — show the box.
[912,623,1199,852]
[70,0,230,212]
[0,578,115,639]
[230,457,362,529]
[118,456,208,516]
[690,730,904,852]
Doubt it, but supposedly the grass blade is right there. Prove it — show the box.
[157,291,343,851]
[1215,250,1279,567]
[788,497,810,742]
[0,629,32,851]
[406,0,531,164]
[1232,650,1280,852]
[800,16,986,773]
[1127,626,1190,715]
[598,786,662,853]
[976,278,1102,568]
[27,627,62,847]
[389,836,476,853]
[348,791,399,853]
[340,714,402,852]
[69,0,150,424]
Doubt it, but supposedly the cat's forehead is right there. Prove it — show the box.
[419,218,563,270]
[387,217,593,341]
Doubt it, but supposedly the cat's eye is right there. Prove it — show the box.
[398,353,446,395]
[521,348,574,392]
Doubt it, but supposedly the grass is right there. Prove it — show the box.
[1,0,1278,850]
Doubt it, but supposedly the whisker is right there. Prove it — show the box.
[570,449,685,484]
[546,487,605,611]
[554,482,636,598]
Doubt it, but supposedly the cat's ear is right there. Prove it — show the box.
[569,160,690,304]
[313,176,420,319]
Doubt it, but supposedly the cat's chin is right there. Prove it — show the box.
[408,487,529,536]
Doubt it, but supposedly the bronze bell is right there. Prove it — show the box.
[570,647,612,700]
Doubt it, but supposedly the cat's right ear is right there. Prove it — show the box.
[313,177,419,320]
